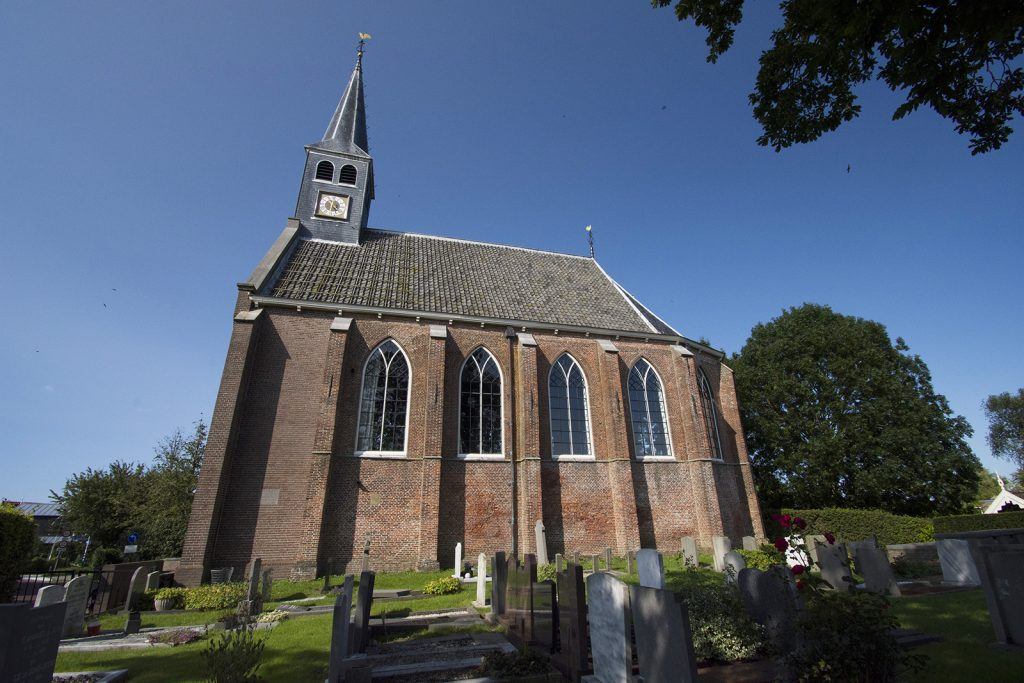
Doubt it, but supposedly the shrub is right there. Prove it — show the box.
[891,558,940,580]
[153,587,188,609]
[536,563,557,582]
[202,620,265,683]
[89,546,123,569]
[932,510,1024,534]
[24,557,54,573]
[671,568,766,662]
[736,547,785,571]
[148,628,203,646]
[184,582,247,610]
[786,591,925,682]
[772,508,933,546]
[423,576,463,595]
[0,504,36,601]
[477,649,549,678]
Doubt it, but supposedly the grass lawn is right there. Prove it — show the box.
[892,588,1024,682]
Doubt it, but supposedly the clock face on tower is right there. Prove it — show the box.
[315,191,350,220]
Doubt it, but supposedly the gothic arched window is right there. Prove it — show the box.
[339,164,358,185]
[549,354,592,457]
[628,359,672,457]
[315,160,334,181]
[355,340,410,454]
[698,369,723,460]
[459,348,503,455]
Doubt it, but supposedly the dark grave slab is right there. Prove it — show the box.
[490,551,507,617]
[327,575,354,683]
[737,567,802,653]
[630,584,698,683]
[554,562,590,682]
[353,570,376,654]
[504,554,537,646]
[531,579,556,652]
[0,602,67,683]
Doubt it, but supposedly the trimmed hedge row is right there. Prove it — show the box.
[775,508,934,546]
[932,510,1024,535]
[0,504,36,602]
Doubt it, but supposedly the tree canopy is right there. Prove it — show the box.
[731,304,978,516]
[652,0,1024,154]
[984,388,1024,470]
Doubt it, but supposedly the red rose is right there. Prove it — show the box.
[796,579,806,590]
[823,532,836,545]
[774,537,789,552]
[791,564,806,575]
[780,514,792,528]
[793,517,807,530]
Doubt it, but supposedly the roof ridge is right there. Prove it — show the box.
[592,261,683,337]
[363,228,593,261]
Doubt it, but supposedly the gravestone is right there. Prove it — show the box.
[973,544,1024,646]
[262,569,273,603]
[474,553,488,608]
[803,535,827,564]
[937,539,980,586]
[742,536,758,551]
[122,566,146,613]
[33,584,65,608]
[681,536,698,568]
[855,546,901,596]
[505,554,537,645]
[62,574,91,638]
[571,551,580,566]
[847,536,878,564]
[585,572,633,683]
[452,542,463,578]
[490,551,507,616]
[532,579,556,652]
[723,550,746,583]
[630,585,699,683]
[238,557,262,616]
[603,547,613,570]
[712,535,732,572]
[359,536,371,574]
[353,571,375,654]
[737,566,802,652]
[535,521,549,565]
[815,541,853,591]
[554,562,589,681]
[145,570,162,592]
[636,549,664,589]
[591,554,600,573]
[322,561,334,593]
[327,575,354,682]
[555,553,564,573]
[625,551,633,575]
[0,602,67,683]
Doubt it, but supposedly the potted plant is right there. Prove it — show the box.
[154,587,186,611]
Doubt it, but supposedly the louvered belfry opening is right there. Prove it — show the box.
[315,160,334,181]
[339,164,358,185]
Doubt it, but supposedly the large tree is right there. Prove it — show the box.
[51,461,146,549]
[652,0,1024,154]
[731,304,978,515]
[984,388,1024,470]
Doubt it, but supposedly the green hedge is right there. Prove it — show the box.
[183,582,247,610]
[0,504,36,601]
[773,508,934,546]
[932,510,1024,535]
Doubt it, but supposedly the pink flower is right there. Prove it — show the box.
[824,532,836,545]
[791,564,806,576]
[780,514,792,528]
[774,537,789,552]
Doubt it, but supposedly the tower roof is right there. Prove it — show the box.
[316,58,369,155]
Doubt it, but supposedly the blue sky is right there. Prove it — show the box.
[1,1,1020,502]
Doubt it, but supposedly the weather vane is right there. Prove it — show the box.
[357,32,372,64]
[585,225,595,259]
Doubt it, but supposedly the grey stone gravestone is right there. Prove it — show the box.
[262,569,273,603]
[555,562,589,681]
[0,602,67,683]
[624,551,633,575]
[474,553,488,608]
[681,536,698,568]
[804,535,827,564]
[532,579,556,652]
[353,570,375,654]
[937,539,980,586]
[723,550,746,583]
[591,554,600,573]
[816,541,853,591]
[571,551,580,566]
[855,546,901,596]
[742,536,758,551]
[737,566,802,652]
[322,561,334,593]
[238,557,262,616]
[452,542,463,578]
[535,521,549,565]
[62,574,91,638]
[327,575,354,683]
[555,552,564,573]
[585,572,633,683]
[491,551,507,616]
[603,547,613,570]
[712,535,732,572]
[630,585,699,683]
[505,554,537,645]
[359,536,371,574]
[847,536,878,561]
[145,570,161,592]
[33,584,65,608]
[122,566,146,613]
[973,543,1024,646]
[636,549,665,589]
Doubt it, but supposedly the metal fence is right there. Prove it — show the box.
[10,569,118,616]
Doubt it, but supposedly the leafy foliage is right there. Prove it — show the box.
[932,509,1024,534]
[777,508,934,545]
[671,566,767,662]
[732,304,978,516]
[477,649,550,678]
[974,465,1003,508]
[183,583,248,611]
[984,388,1024,469]
[536,563,557,582]
[51,461,146,549]
[422,576,463,595]
[202,620,265,683]
[0,504,36,601]
[891,557,941,579]
[652,0,1024,154]
[736,547,785,570]
[147,628,203,646]
[153,587,188,608]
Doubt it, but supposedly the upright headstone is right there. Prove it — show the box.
[535,521,549,565]
[571,551,580,566]
[723,550,746,583]
[636,549,665,589]
[238,557,262,616]
[491,551,507,616]
[816,541,853,591]
[711,536,732,572]
[603,547,613,570]
[737,567,802,652]
[353,571,375,654]
[846,536,878,564]
[261,569,273,603]
[555,563,589,681]
[855,546,901,597]
[630,585,699,683]
[359,537,371,574]
[532,579,556,652]
[452,542,463,578]
[681,536,699,568]
[122,566,146,614]
[586,573,633,683]
[322,561,334,593]
[474,553,488,608]
[33,584,65,608]
[505,555,537,645]
[145,571,162,592]
[327,576,354,682]
[742,536,758,551]
[625,551,633,575]
[555,553,564,573]
[937,539,980,586]
[973,544,1024,646]
[62,574,91,638]
[0,602,67,683]
[804,535,827,564]
[591,554,600,573]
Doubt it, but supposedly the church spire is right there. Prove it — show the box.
[318,50,369,155]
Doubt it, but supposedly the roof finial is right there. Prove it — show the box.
[585,225,595,259]
[357,32,372,66]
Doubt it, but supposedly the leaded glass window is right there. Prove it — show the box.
[628,359,672,457]
[459,348,503,455]
[698,369,723,460]
[356,340,410,453]
[549,354,592,457]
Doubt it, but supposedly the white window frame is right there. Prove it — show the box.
[353,339,412,458]
[457,347,505,460]
[548,353,596,461]
[628,358,675,460]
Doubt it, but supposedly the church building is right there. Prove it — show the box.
[178,52,764,585]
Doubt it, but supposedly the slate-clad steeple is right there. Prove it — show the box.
[295,54,374,244]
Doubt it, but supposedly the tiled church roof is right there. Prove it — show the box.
[264,229,680,336]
